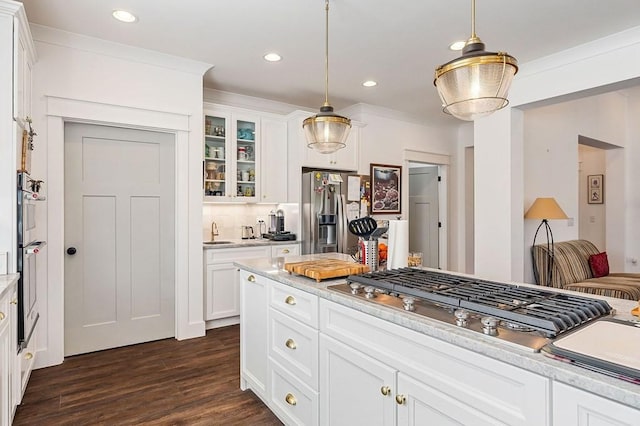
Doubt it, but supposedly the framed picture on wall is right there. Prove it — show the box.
[587,174,604,204]
[370,163,402,214]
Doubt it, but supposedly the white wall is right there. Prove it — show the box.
[30,25,211,368]
[474,25,640,282]
[578,146,606,251]
[521,93,627,283]
[625,88,640,272]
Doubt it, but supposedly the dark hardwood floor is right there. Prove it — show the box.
[14,325,282,425]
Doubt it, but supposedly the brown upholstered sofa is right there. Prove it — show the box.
[532,239,640,300]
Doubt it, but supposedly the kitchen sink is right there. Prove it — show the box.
[203,241,233,245]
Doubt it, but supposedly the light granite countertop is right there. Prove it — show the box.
[0,274,18,300]
[235,253,640,410]
[203,238,300,250]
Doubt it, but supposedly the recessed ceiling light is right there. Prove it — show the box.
[362,80,377,87]
[449,40,466,51]
[112,10,137,23]
[263,53,282,62]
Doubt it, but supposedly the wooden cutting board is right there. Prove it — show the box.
[284,259,369,282]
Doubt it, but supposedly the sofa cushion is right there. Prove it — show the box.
[589,252,609,278]
[532,240,599,287]
[565,274,640,301]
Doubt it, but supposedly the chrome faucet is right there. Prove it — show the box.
[211,221,219,241]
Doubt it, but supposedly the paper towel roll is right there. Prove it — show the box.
[387,220,408,269]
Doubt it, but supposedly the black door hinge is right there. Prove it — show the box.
[438,176,441,182]
[438,222,442,228]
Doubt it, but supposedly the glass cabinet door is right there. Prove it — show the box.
[204,115,228,198]
[235,119,257,199]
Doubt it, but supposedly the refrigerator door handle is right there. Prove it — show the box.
[336,193,346,253]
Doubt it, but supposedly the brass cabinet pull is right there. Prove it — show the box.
[285,393,297,406]
[247,275,256,282]
[10,300,17,305]
[285,338,297,350]
[395,394,406,405]
[0,312,4,320]
[285,295,296,305]
[380,386,391,396]
[25,352,33,360]
[282,249,290,254]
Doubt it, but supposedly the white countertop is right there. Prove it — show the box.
[235,253,640,409]
[203,238,300,250]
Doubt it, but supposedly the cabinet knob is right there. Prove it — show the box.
[285,338,297,350]
[0,312,5,320]
[395,394,406,405]
[285,393,297,406]
[10,300,17,305]
[380,386,391,396]
[282,249,290,254]
[285,295,296,305]
[25,352,33,360]
[247,275,256,282]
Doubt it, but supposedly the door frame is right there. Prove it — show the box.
[402,149,449,270]
[41,96,205,367]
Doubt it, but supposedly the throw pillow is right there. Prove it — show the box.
[589,252,610,278]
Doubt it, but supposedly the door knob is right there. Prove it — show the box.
[66,247,77,255]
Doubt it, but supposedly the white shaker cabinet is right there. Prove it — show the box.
[260,117,288,203]
[239,269,269,402]
[301,123,360,172]
[204,246,270,325]
[319,334,396,426]
[203,106,261,202]
[553,381,640,425]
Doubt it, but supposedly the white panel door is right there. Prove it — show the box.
[409,167,439,268]
[64,123,175,356]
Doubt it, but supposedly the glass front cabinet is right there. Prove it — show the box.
[204,109,260,202]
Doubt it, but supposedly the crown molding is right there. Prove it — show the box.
[30,24,213,76]
[203,88,312,115]
[0,1,36,62]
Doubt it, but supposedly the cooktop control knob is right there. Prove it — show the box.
[364,286,376,299]
[349,283,361,294]
[454,309,469,327]
[481,316,499,336]
[402,297,415,312]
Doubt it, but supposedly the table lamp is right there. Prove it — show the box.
[524,197,568,286]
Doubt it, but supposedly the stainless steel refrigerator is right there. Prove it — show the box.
[301,170,366,255]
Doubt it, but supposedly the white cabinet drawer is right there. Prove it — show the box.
[271,244,300,257]
[269,358,318,426]
[269,308,319,390]
[270,281,318,328]
[205,246,270,264]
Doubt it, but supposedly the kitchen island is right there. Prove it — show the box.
[236,253,640,426]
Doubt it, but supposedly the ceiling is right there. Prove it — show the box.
[19,0,640,127]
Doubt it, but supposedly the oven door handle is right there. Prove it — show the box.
[24,241,47,255]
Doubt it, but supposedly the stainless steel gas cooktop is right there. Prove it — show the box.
[328,268,613,352]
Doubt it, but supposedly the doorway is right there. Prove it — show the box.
[408,164,439,268]
[64,123,176,356]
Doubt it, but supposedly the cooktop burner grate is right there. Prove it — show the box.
[347,268,613,337]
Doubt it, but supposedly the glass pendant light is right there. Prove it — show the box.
[303,0,351,154]
[434,0,518,121]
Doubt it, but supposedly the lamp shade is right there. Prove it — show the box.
[434,41,518,121]
[303,106,351,154]
[524,198,568,220]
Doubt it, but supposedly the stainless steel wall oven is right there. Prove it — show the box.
[16,172,45,351]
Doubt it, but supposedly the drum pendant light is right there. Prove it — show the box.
[434,0,518,121]
[303,0,351,154]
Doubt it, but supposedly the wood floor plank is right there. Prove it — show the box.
[14,325,282,425]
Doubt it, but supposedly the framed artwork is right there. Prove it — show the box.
[370,163,402,214]
[587,174,604,204]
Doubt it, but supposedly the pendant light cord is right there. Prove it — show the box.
[470,0,476,39]
[324,0,330,107]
